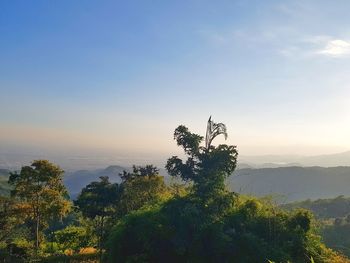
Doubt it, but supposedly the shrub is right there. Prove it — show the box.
[107,195,337,263]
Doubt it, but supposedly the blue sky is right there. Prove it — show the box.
[1,0,350,163]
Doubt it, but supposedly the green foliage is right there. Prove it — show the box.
[167,181,190,197]
[0,196,17,243]
[2,119,348,262]
[282,195,350,258]
[40,252,99,263]
[107,118,338,263]
[75,176,119,253]
[75,176,118,219]
[51,226,91,252]
[283,195,350,220]
[0,199,32,262]
[120,165,159,181]
[0,237,34,262]
[118,165,169,217]
[8,160,71,250]
[322,219,350,258]
[108,195,336,263]
[166,119,238,199]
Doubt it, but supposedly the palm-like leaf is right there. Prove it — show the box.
[205,116,228,149]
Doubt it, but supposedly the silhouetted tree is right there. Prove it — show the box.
[166,116,238,199]
[119,165,159,181]
[75,176,119,255]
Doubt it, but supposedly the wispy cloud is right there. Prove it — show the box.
[317,39,350,57]
[200,24,350,59]
[278,36,350,59]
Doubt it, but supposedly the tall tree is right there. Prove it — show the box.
[118,165,168,216]
[8,160,71,251]
[166,116,238,199]
[75,176,119,256]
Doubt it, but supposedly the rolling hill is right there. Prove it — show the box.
[228,166,350,202]
[3,163,349,203]
[62,165,350,202]
[239,151,350,168]
[64,165,126,198]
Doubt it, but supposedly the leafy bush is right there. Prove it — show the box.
[322,221,350,258]
[107,194,338,263]
[53,225,91,252]
[40,252,99,263]
[0,237,34,262]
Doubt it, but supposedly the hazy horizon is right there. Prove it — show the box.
[3,148,350,171]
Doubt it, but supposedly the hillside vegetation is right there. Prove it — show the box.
[0,119,349,262]
[0,169,10,196]
[282,196,350,258]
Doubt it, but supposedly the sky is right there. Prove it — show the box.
[1,0,350,167]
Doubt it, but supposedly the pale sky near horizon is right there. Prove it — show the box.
[2,0,350,162]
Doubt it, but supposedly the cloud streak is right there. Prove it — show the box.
[201,25,350,60]
[317,39,350,57]
[278,36,350,59]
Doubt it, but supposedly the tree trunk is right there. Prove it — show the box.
[99,216,104,262]
[36,215,40,251]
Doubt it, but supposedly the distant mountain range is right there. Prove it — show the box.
[230,166,350,202]
[64,165,126,198]
[63,165,350,202]
[2,151,350,202]
[0,166,128,199]
[239,151,350,168]
[3,150,350,171]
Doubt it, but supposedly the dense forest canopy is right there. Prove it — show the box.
[282,196,350,258]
